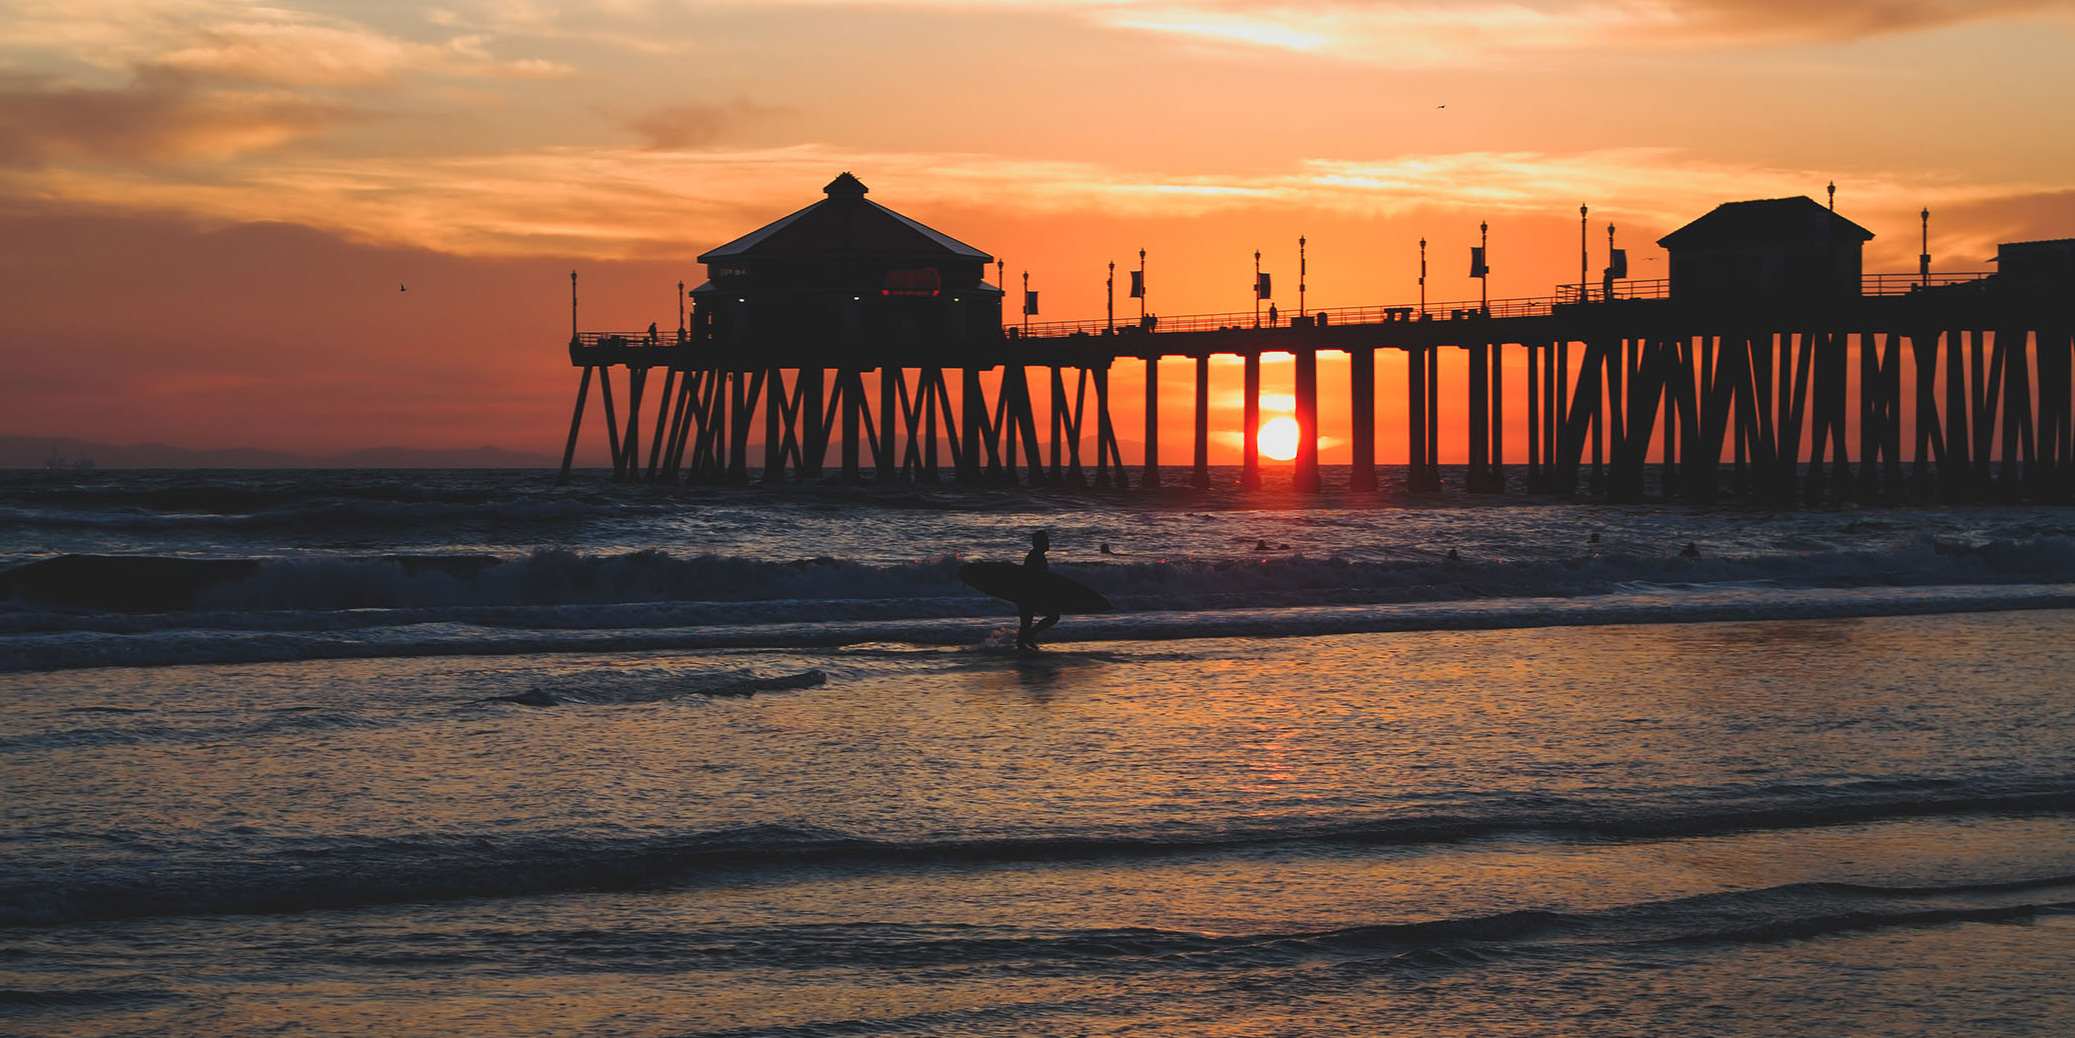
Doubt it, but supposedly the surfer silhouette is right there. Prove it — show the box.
[955,531,1112,651]
[1019,530,1060,650]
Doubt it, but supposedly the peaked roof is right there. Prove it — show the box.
[698,173,992,264]
[1658,196,1874,250]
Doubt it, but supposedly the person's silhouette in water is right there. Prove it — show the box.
[1019,529,1060,651]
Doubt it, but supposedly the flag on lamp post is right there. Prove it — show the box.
[1255,272,1272,299]
[1608,248,1628,278]
[1129,269,1144,298]
[1469,247,1489,278]
[1023,290,1039,316]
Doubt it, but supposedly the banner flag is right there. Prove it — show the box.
[1129,270,1144,298]
[1023,290,1039,315]
[1469,247,1489,278]
[1256,272,1272,299]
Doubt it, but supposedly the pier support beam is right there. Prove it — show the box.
[1193,355,1211,490]
[1526,346,1541,492]
[1490,341,1505,492]
[1406,348,1428,491]
[1143,357,1161,487]
[1467,341,1490,491]
[1094,365,1126,488]
[1295,348,1320,492]
[1350,347,1376,492]
[1426,343,1441,489]
[557,365,594,484]
[959,368,985,484]
[1242,353,1262,490]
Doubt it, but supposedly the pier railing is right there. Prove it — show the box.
[571,271,1999,353]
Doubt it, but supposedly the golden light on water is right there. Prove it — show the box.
[1259,416,1300,461]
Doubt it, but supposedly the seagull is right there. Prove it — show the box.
[399,283,407,292]
[1437,104,1446,108]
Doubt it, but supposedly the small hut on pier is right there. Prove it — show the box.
[1658,196,1873,304]
[689,173,1002,361]
[1993,238,2075,296]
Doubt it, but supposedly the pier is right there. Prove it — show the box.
[557,176,2075,503]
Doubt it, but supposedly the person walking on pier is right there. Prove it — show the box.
[1019,529,1061,651]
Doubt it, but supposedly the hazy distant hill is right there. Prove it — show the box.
[1,436,556,469]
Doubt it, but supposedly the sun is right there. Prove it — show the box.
[1258,416,1300,461]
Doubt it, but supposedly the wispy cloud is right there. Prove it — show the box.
[3,142,2042,259]
[0,69,356,166]
[0,1,572,85]
[157,21,572,84]
[607,99,785,151]
[1093,0,2073,63]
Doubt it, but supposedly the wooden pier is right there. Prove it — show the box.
[556,178,2075,503]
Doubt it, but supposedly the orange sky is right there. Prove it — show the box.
[4,1,2074,462]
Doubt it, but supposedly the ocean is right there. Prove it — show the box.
[3,467,2073,1036]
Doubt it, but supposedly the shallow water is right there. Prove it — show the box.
[4,470,2073,1035]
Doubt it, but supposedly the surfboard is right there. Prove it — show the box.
[957,562,1113,614]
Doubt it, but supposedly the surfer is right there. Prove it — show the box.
[955,533,1111,650]
[1020,530,1060,651]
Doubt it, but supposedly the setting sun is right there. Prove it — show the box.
[1258,416,1300,461]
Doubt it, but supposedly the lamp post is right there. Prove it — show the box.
[1478,221,1489,313]
[1107,261,1115,333]
[1137,248,1147,325]
[1253,250,1262,328]
[1579,205,1589,303]
[1418,238,1427,316]
[1920,208,1931,288]
[1606,223,1616,301]
[1021,270,1030,337]
[677,279,685,339]
[569,270,578,344]
[1298,235,1307,319]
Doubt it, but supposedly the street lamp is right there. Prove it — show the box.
[1107,261,1115,333]
[1254,249,1262,327]
[1418,237,1427,316]
[1579,204,1589,303]
[1298,235,1307,319]
[1606,223,1616,300]
[1478,221,1489,313]
[1920,208,1932,288]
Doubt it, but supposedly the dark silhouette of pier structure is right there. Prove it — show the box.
[558,174,2075,502]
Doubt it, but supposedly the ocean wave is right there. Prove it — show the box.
[0,668,829,751]
[4,583,2075,673]
[5,781,2070,928]
[8,533,2075,620]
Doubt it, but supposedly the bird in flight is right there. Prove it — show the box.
[399,284,406,292]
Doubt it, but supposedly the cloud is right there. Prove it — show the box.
[611,99,781,151]
[3,140,2047,263]
[1662,0,2067,42]
[155,21,573,85]
[1101,1,2075,63]
[765,0,2072,63]
[0,2,573,87]
[0,69,354,166]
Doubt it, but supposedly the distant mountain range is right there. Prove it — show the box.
[2,436,557,469]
